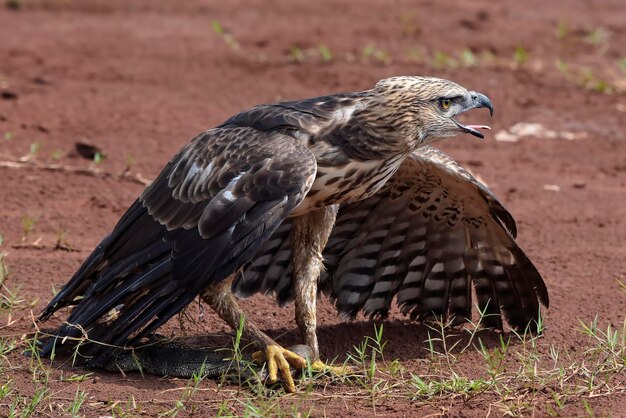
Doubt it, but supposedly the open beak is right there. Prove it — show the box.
[453,91,493,139]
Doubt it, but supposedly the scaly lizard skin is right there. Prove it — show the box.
[88,335,313,383]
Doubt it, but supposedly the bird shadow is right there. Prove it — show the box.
[38,320,535,393]
[180,318,529,364]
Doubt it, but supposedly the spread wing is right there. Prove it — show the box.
[39,124,317,358]
[234,146,549,331]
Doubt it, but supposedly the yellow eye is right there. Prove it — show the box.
[440,99,452,110]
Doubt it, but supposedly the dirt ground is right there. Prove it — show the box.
[1,0,625,416]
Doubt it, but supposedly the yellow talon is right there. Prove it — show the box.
[309,360,352,375]
[252,345,308,393]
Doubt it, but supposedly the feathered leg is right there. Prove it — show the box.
[201,275,306,392]
[291,205,338,359]
[202,205,340,391]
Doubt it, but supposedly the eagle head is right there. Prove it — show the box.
[372,76,493,148]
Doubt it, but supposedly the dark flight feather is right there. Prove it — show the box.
[234,146,548,331]
[39,124,317,360]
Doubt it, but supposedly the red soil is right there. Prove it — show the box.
[1,0,625,416]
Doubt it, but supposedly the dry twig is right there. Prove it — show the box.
[0,158,151,186]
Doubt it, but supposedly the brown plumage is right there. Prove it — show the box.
[236,146,549,329]
[38,76,545,392]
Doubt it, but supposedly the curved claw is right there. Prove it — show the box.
[309,360,353,376]
[252,345,308,393]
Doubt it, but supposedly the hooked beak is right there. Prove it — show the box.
[452,91,494,139]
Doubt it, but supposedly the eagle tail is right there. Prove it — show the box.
[38,199,175,360]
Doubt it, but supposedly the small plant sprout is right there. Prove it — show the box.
[556,20,569,39]
[406,47,423,63]
[54,229,76,252]
[93,151,106,164]
[125,153,135,170]
[67,387,87,417]
[410,372,490,400]
[373,49,391,65]
[433,51,457,69]
[593,79,610,94]
[362,43,375,59]
[362,43,391,65]
[585,27,609,46]
[222,314,257,389]
[513,44,529,64]
[346,322,390,392]
[289,46,305,63]
[211,18,240,51]
[0,278,33,327]
[21,215,37,241]
[30,142,41,155]
[51,149,64,160]
[20,141,41,161]
[210,18,224,35]
[579,68,613,94]
[555,59,569,76]
[318,44,333,63]
[0,250,8,285]
[460,48,477,67]
[3,131,14,140]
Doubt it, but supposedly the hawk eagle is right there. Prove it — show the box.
[39,76,548,392]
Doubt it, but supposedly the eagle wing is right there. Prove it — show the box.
[39,123,317,357]
[234,146,549,331]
